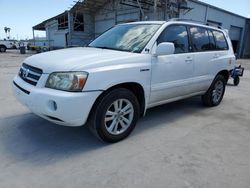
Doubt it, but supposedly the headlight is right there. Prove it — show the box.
[45,72,88,92]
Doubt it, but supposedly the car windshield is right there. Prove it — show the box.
[88,24,161,53]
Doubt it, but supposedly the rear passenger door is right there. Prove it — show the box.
[189,26,219,92]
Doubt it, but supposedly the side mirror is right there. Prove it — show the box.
[154,42,175,56]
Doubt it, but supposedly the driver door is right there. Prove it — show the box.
[149,25,194,106]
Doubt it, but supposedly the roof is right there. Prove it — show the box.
[71,0,109,12]
[118,20,226,32]
[119,21,166,25]
[32,0,110,30]
[167,20,226,31]
[33,11,68,31]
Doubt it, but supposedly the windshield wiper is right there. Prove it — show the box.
[88,46,131,52]
[95,46,116,50]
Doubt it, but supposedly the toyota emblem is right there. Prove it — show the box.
[22,68,30,79]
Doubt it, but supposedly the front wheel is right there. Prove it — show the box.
[0,45,7,52]
[202,75,226,107]
[88,88,140,143]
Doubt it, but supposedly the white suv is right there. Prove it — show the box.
[13,20,235,142]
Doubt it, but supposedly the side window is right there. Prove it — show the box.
[208,30,216,50]
[190,27,210,51]
[157,25,189,54]
[212,30,228,50]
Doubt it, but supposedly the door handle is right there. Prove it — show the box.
[185,56,193,63]
[213,54,219,59]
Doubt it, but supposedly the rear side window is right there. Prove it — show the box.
[212,30,228,50]
[190,27,210,51]
[157,25,189,54]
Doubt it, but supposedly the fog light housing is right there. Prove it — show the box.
[48,100,57,111]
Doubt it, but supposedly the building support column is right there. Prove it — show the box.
[154,0,157,20]
[32,28,35,46]
[68,11,73,47]
[113,0,118,24]
[205,5,209,22]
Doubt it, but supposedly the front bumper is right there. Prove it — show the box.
[12,76,101,127]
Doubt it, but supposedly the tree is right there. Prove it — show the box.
[4,27,11,39]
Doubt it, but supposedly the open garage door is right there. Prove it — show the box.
[229,26,242,55]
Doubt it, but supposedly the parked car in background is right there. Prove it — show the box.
[13,20,236,142]
[0,40,12,52]
[0,39,18,52]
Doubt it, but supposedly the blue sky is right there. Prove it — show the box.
[0,0,249,40]
[0,0,74,40]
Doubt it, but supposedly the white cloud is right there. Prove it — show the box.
[248,13,250,18]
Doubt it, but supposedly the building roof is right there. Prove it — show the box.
[33,11,68,31]
[32,0,109,30]
[71,0,109,12]
[33,0,247,30]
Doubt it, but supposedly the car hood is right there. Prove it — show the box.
[24,47,142,73]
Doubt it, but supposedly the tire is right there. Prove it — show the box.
[202,75,226,107]
[88,88,140,143]
[233,76,240,86]
[0,45,7,52]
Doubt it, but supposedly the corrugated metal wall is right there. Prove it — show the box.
[43,0,249,57]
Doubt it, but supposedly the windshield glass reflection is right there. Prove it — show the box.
[88,24,161,53]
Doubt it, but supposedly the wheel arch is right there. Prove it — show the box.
[88,82,146,121]
[0,44,7,49]
[216,70,230,83]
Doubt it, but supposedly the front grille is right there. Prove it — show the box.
[19,63,43,86]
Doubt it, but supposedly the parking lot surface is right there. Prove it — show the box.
[0,50,250,188]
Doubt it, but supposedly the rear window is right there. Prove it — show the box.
[190,27,210,52]
[212,30,228,50]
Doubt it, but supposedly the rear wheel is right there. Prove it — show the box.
[0,45,7,52]
[88,88,140,143]
[202,75,226,107]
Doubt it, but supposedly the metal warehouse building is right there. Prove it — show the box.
[33,0,250,58]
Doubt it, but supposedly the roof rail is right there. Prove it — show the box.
[168,18,205,24]
[168,18,223,29]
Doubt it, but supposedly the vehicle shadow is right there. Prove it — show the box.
[0,96,204,165]
[133,96,204,135]
[0,113,107,165]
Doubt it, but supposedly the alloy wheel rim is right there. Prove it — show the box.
[104,99,134,135]
[212,80,224,103]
